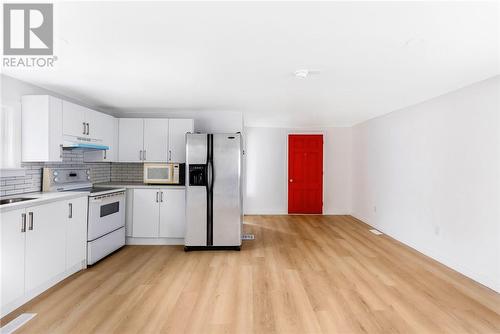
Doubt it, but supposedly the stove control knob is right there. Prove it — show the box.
[53,171,58,176]
[54,177,59,182]
[86,170,90,175]
[87,176,91,180]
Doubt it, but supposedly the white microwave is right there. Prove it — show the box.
[144,163,180,184]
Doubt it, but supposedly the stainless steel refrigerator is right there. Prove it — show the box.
[184,133,242,251]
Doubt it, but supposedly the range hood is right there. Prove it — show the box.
[63,142,109,150]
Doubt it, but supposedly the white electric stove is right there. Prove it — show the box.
[43,168,126,265]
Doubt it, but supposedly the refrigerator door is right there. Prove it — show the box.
[185,134,208,246]
[212,133,242,246]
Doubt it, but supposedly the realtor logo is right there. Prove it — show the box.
[3,3,53,55]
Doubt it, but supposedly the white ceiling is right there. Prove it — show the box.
[4,1,499,127]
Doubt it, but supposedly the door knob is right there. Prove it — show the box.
[289,179,293,183]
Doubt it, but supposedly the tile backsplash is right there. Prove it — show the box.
[0,151,147,196]
[110,163,144,182]
[0,151,111,197]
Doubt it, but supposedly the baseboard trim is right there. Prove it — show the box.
[350,214,500,293]
[0,313,36,334]
[184,245,241,252]
[126,237,184,245]
[243,212,352,216]
[1,261,86,318]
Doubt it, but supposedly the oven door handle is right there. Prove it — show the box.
[89,193,125,203]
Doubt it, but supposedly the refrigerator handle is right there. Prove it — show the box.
[207,161,213,191]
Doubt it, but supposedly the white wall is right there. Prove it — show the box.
[351,76,500,292]
[244,127,352,215]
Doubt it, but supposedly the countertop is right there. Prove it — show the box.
[94,182,186,189]
[0,191,89,213]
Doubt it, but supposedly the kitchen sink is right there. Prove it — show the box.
[0,198,36,205]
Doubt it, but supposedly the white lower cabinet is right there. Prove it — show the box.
[159,188,186,238]
[132,189,160,237]
[1,209,26,311]
[0,196,88,317]
[65,197,88,269]
[131,188,186,241]
[25,202,67,292]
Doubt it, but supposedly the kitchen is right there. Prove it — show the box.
[1,74,245,327]
[1,2,499,333]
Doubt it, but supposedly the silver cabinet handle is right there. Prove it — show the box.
[68,203,73,218]
[59,144,63,159]
[86,123,90,135]
[144,150,147,160]
[156,191,159,203]
[160,191,163,202]
[21,213,26,232]
[28,212,33,230]
[168,150,172,161]
[139,150,143,160]
[104,150,107,160]
[83,122,86,135]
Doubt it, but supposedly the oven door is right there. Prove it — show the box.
[88,191,125,241]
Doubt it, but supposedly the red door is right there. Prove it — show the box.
[288,134,323,214]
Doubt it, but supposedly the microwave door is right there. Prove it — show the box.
[145,166,172,183]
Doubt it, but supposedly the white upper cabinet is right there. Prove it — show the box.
[23,95,118,162]
[118,118,193,163]
[86,109,108,141]
[62,100,87,138]
[22,95,64,162]
[62,101,109,142]
[118,118,144,162]
[144,119,169,162]
[83,114,118,162]
[168,119,194,163]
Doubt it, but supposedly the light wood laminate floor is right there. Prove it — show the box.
[2,215,500,333]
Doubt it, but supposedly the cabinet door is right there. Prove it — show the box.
[168,119,193,162]
[65,197,88,269]
[159,189,186,238]
[83,116,117,162]
[25,202,67,292]
[144,119,169,162]
[118,118,144,162]
[1,209,26,309]
[108,117,119,161]
[21,95,63,163]
[132,189,160,237]
[62,100,87,137]
[86,109,110,142]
